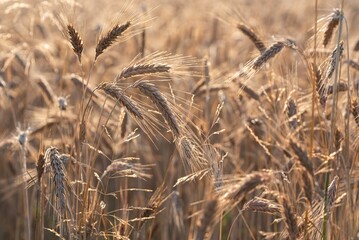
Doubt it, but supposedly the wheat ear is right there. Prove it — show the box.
[118,63,171,79]
[289,140,314,176]
[323,9,341,47]
[281,197,299,239]
[237,23,266,53]
[243,197,280,214]
[327,176,339,211]
[286,97,297,130]
[45,147,66,214]
[95,21,131,60]
[135,82,180,137]
[98,82,144,120]
[229,172,271,201]
[253,41,285,70]
[36,153,45,183]
[312,63,326,106]
[326,41,344,80]
[67,25,83,63]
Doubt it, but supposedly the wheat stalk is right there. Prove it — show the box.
[120,109,128,138]
[18,129,31,239]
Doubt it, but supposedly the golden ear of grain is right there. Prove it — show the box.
[206,145,223,191]
[237,23,266,53]
[280,197,299,239]
[101,159,150,180]
[45,147,66,214]
[327,176,339,210]
[179,136,193,160]
[119,64,171,79]
[300,169,314,204]
[243,197,280,214]
[325,41,344,80]
[323,9,341,47]
[334,128,343,151]
[252,41,285,70]
[286,97,297,130]
[118,63,171,79]
[79,120,86,143]
[135,82,180,137]
[36,153,45,183]
[230,172,271,201]
[327,82,348,95]
[95,21,131,60]
[289,140,314,176]
[99,83,144,120]
[175,136,207,172]
[67,25,83,63]
[311,63,326,106]
[138,184,167,228]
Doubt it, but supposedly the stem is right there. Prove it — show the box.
[204,59,211,131]
[343,16,352,239]
[308,4,318,239]
[322,4,344,239]
[310,0,318,159]
[21,142,31,240]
